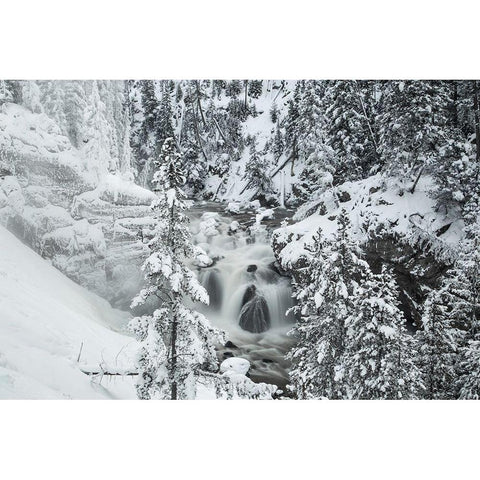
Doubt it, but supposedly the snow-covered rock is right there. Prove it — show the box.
[0,104,157,309]
[273,174,464,326]
[220,357,251,375]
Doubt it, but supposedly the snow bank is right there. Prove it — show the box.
[0,225,137,399]
[274,174,463,269]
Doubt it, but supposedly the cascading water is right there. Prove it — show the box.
[188,202,296,389]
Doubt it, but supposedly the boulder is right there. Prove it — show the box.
[238,285,271,333]
[220,357,251,375]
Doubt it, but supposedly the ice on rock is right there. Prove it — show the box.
[220,357,251,375]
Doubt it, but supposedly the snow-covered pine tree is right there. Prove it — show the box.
[0,81,14,104]
[454,221,480,398]
[82,81,112,177]
[377,80,451,192]
[457,339,480,399]
[322,80,379,182]
[135,80,160,186]
[415,285,462,399]
[344,265,423,399]
[156,84,175,152]
[287,210,370,399]
[248,80,263,99]
[21,81,43,113]
[243,139,274,202]
[346,268,424,399]
[64,81,87,148]
[129,138,224,400]
[39,80,67,133]
[271,121,284,161]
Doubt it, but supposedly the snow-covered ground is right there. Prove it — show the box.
[0,225,138,399]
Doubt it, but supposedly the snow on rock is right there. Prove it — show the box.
[226,201,241,214]
[0,225,137,399]
[273,174,463,271]
[0,105,157,309]
[0,175,25,222]
[229,220,240,233]
[220,357,251,375]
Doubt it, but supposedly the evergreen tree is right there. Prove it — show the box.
[345,266,423,399]
[271,121,284,161]
[270,102,279,123]
[136,80,160,185]
[323,80,379,182]
[287,210,370,399]
[457,339,480,399]
[129,138,224,399]
[157,86,175,150]
[64,81,87,148]
[243,140,274,200]
[21,81,43,113]
[454,222,480,397]
[248,80,263,99]
[82,81,112,177]
[377,80,451,190]
[39,80,67,133]
[416,286,462,399]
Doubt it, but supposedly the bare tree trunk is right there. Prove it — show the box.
[290,139,297,176]
[190,104,208,162]
[213,117,229,145]
[244,80,249,109]
[270,151,296,178]
[409,165,424,194]
[473,80,480,164]
[195,81,206,126]
[170,309,178,400]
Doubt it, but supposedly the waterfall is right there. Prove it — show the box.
[189,202,296,389]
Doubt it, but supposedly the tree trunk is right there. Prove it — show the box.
[409,165,424,194]
[244,80,249,109]
[190,104,208,162]
[170,310,178,400]
[290,140,297,176]
[473,80,480,163]
[195,81,206,126]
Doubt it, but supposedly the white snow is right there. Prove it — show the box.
[275,174,463,269]
[220,357,251,375]
[0,225,137,399]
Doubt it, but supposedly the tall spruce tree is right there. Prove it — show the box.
[322,80,379,183]
[287,210,370,399]
[345,266,424,399]
[377,80,451,192]
[454,221,480,398]
[416,285,462,399]
[129,138,224,399]
[243,140,274,201]
[82,81,112,177]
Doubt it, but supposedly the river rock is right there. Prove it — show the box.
[247,264,257,273]
[238,285,271,333]
[220,357,251,375]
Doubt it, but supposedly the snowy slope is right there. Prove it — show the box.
[0,225,137,399]
[274,174,463,269]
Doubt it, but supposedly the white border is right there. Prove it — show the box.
[1,1,479,478]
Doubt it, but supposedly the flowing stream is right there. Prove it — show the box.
[188,202,296,390]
